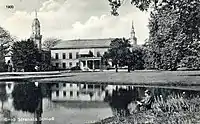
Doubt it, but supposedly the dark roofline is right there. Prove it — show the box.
[51,38,117,50]
[51,46,110,50]
[63,38,116,42]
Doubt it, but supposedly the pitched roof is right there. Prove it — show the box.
[51,38,115,49]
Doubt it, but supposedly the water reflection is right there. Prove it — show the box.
[12,82,42,124]
[51,83,106,102]
[0,83,8,110]
[1,82,200,124]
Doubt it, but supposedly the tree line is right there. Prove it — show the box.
[105,0,200,72]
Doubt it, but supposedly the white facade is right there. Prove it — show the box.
[51,47,108,70]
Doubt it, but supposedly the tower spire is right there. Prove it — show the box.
[131,20,135,35]
[35,10,37,18]
[31,9,42,50]
[130,20,137,45]
[132,20,134,29]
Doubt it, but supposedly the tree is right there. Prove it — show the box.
[104,38,132,72]
[131,46,145,70]
[142,42,156,69]
[12,83,43,124]
[147,0,200,70]
[11,39,41,72]
[42,38,60,51]
[179,56,200,70]
[0,27,13,72]
[108,0,157,16]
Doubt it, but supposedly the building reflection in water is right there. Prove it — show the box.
[1,82,200,124]
[51,83,105,101]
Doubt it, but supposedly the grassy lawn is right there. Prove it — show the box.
[1,70,200,89]
[35,70,200,87]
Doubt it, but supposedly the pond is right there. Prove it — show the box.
[0,81,200,124]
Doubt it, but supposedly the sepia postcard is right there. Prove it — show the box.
[0,0,200,124]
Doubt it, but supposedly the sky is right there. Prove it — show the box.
[0,0,150,44]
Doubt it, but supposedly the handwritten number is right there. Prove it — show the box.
[6,5,14,9]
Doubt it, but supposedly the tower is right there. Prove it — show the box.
[130,21,137,46]
[31,10,42,50]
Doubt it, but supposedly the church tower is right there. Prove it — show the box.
[31,10,42,50]
[130,21,137,46]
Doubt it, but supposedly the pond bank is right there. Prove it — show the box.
[0,71,73,82]
[92,88,200,124]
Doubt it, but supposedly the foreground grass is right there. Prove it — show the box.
[92,95,200,124]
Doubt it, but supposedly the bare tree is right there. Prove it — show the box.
[42,38,61,51]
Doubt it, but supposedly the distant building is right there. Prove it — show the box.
[51,21,138,71]
[51,38,115,71]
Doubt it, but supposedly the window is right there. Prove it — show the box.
[55,63,59,68]
[69,62,72,67]
[76,52,79,59]
[70,91,73,97]
[69,53,72,59]
[88,84,93,89]
[56,83,59,88]
[94,85,101,88]
[63,83,66,87]
[56,91,59,97]
[83,84,86,89]
[77,92,79,97]
[82,61,86,66]
[63,91,66,97]
[55,53,59,59]
[62,53,66,59]
[62,63,66,69]
[8,83,11,89]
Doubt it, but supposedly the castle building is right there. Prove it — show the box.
[51,38,116,71]
[51,21,138,71]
